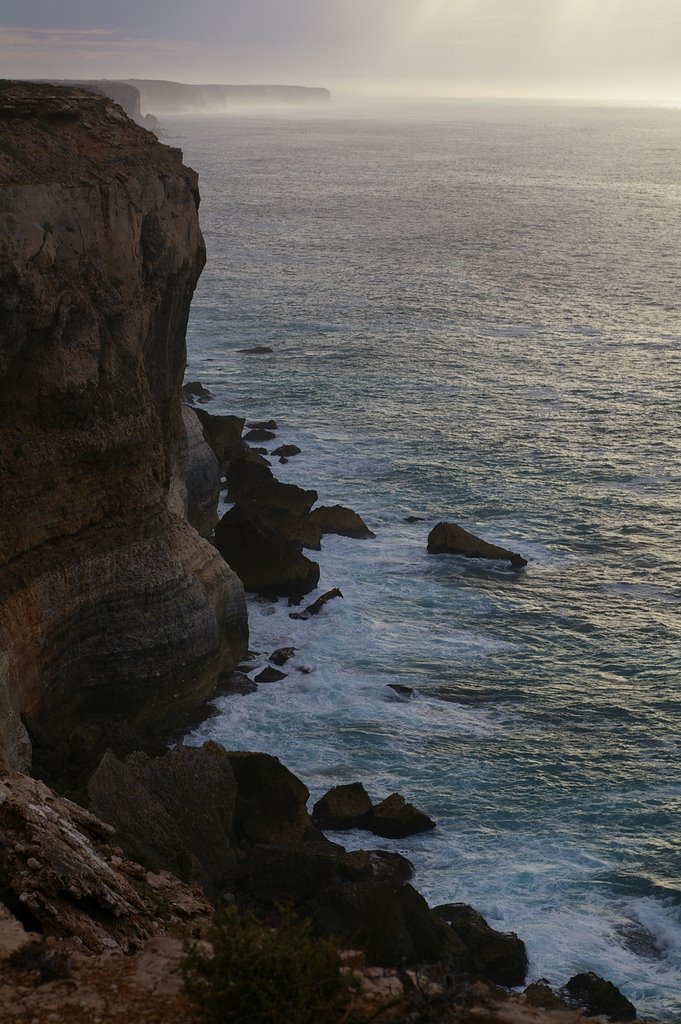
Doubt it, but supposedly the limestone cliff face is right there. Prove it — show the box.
[0,84,247,772]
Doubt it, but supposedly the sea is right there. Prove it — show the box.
[167,98,681,1020]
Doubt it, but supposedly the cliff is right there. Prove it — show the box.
[125,79,331,114]
[0,83,247,776]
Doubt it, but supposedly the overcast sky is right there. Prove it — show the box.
[3,0,681,102]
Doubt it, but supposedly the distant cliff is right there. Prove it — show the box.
[125,79,331,114]
[0,83,247,775]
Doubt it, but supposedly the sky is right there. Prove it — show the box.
[2,0,681,103]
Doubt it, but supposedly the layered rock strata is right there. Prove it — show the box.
[0,84,247,774]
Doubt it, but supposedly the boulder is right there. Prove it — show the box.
[307,881,465,968]
[388,684,415,697]
[289,588,343,620]
[181,381,214,405]
[193,409,246,468]
[238,345,273,354]
[254,667,287,683]
[433,904,528,987]
[523,982,570,1011]
[563,972,637,1021]
[244,428,276,442]
[248,420,278,430]
[427,523,527,568]
[225,458,317,516]
[215,504,320,598]
[226,752,323,847]
[369,793,436,839]
[312,783,373,830]
[218,670,258,696]
[272,444,301,458]
[87,742,239,896]
[263,509,323,551]
[309,504,376,539]
[270,647,297,667]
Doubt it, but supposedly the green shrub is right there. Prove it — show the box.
[182,904,352,1024]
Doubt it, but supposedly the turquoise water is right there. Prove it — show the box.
[171,100,681,1018]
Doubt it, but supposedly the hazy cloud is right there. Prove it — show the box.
[2,0,681,101]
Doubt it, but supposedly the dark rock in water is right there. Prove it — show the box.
[312,782,373,830]
[255,666,287,683]
[523,982,570,1011]
[244,427,276,442]
[563,972,637,1021]
[251,446,269,454]
[369,793,436,839]
[248,419,278,430]
[272,444,301,458]
[427,522,528,569]
[309,504,376,539]
[404,515,424,523]
[433,904,528,987]
[238,345,273,354]
[182,380,214,404]
[215,504,320,598]
[388,684,415,697]
[226,457,317,516]
[289,588,343,620]
[193,408,246,469]
[218,670,258,695]
[279,457,288,464]
[87,742,239,898]
[226,751,322,847]
[270,647,297,667]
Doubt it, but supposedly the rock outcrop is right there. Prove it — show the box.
[0,772,211,952]
[427,522,528,568]
[313,784,436,838]
[433,904,529,986]
[0,83,247,775]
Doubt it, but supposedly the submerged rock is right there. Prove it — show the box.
[388,684,415,697]
[427,522,528,568]
[238,345,273,354]
[433,904,529,987]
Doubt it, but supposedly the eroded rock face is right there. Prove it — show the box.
[0,772,211,952]
[0,84,247,772]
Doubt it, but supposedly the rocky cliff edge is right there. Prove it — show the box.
[0,83,247,776]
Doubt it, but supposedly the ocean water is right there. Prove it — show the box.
[169,99,681,1020]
